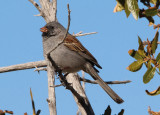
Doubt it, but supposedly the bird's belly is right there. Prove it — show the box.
[50,45,86,73]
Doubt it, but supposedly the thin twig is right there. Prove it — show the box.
[46,4,71,55]
[154,24,160,29]
[143,41,160,45]
[63,4,71,40]
[73,32,98,37]
[54,79,131,88]
[28,0,42,13]
[53,84,63,87]
[79,77,131,84]
[34,14,42,16]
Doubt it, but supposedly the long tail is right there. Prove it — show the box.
[85,63,124,104]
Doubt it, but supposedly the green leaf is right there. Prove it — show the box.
[125,0,131,17]
[146,86,160,96]
[158,60,160,72]
[127,60,143,72]
[126,0,139,20]
[156,53,160,61]
[128,49,143,60]
[158,11,160,17]
[150,0,160,5]
[151,31,159,54]
[137,36,147,58]
[145,8,158,17]
[143,66,156,84]
[138,36,144,50]
[147,60,152,69]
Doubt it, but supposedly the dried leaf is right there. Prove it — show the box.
[30,88,36,115]
[118,109,124,115]
[0,110,13,115]
[143,66,156,84]
[147,39,152,55]
[126,0,139,20]
[0,110,5,115]
[36,110,41,115]
[149,22,154,26]
[128,49,143,60]
[4,110,13,114]
[114,2,124,12]
[146,86,160,96]
[127,60,143,72]
[151,59,157,66]
[104,105,111,115]
[147,16,155,25]
[148,106,160,115]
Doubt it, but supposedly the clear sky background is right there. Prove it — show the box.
[0,0,160,115]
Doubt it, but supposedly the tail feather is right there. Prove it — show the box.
[85,63,124,104]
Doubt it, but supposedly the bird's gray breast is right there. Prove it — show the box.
[43,35,64,56]
[43,35,86,73]
[50,44,86,73]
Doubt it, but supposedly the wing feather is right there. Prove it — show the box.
[64,34,102,69]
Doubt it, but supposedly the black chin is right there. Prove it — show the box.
[42,32,48,37]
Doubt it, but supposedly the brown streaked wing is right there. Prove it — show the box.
[64,34,102,69]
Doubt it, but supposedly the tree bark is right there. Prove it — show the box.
[28,0,57,115]
[66,73,95,115]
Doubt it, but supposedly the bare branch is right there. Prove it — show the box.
[79,77,131,85]
[52,0,57,21]
[73,32,98,37]
[82,71,85,90]
[28,0,42,13]
[46,61,57,115]
[28,0,59,115]
[66,73,95,115]
[0,60,47,73]
[52,79,131,88]
[29,0,57,23]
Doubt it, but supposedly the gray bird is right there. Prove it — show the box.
[40,21,124,104]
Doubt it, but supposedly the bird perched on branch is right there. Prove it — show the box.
[40,21,124,104]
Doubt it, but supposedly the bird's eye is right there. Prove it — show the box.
[51,26,54,29]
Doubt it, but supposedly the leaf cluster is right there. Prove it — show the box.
[127,31,159,84]
[114,0,160,25]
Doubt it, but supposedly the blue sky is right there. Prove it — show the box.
[0,0,160,115]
